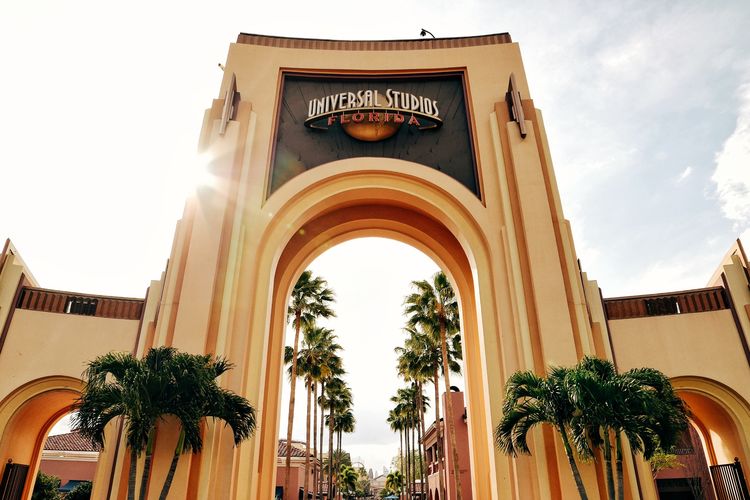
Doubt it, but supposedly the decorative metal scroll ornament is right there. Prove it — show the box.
[219,73,237,136]
[505,72,527,139]
[304,89,443,142]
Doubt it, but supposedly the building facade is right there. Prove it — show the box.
[423,391,472,500]
[0,33,749,500]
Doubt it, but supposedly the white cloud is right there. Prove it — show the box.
[712,83,750,229]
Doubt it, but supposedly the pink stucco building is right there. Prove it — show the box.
[423,390,472,500]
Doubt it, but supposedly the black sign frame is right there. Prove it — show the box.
[267,69,482,200]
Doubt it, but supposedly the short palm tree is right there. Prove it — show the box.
[285,270,335,500]
[567,356,688,500]
[495,367,590,500]
[337,464,358,499]
[404,272,464,499]
[384,470,403,496]
[73,347,256,500]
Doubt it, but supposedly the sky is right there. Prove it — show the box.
[4,0,750,473]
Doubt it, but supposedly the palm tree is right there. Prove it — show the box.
[495,367,590,500]
[334,408,356,458]
[396,329,437,499]
[285,270,335,500]
[567,356,688,500]
[156,353,256,500]
[387,409,405,499]
[404,272,464,500]
[317,354,344,497]
[323,377,352,498]
[385,470,403,497]
[73,347,256,500]
[390,386,423,498]
[286,326,342,498]
[337,464,358,499]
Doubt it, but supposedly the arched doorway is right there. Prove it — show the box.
[248,158,508,500]
[0,376,84,499]
[670,377,750,498]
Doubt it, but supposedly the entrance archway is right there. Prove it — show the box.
[252,158,506,500]
[672,377,750,466]
[0,376,84,499]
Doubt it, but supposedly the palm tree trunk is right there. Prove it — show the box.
[399,429,404,500]
[128,448,137,500]
[417,382,426,500]
[433,370,446,500]
[439,320,463,500]
[337,427,343,500]
[319,381,326,499]
[412,416,418,498]
[603,428,616,500]
[158,430,185,500]
[557,424,589,500]
[405,424,411,500]
[138,429,155,500]
[313,382,319,499]
[615,433,624,500]
[329,407,335,499]
[304,380,313,499]
[285,312,303,500]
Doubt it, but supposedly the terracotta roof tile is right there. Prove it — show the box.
[44,431,100,452]
[277,440,311,458]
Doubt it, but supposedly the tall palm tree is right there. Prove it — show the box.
[286,326,342,498]
[396,329,436,499]
[324,377,352,499]
[387,409,405,498]
[495,367,590,500]
[334,408,356,458]
[404,272,464,500]
[285,270,335,500]
[317,354,344,497]
[390,386,421,498]
[74,348,256,500]
[567,357,688,500]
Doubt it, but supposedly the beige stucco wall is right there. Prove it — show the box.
[0,310,139,401]
[609,310,750,397]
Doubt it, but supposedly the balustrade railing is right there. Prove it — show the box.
[16,287,144,320]
[604,286,729,320]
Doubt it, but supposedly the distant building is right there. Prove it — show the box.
[654,425,716,500]
[423,391,471,500]
[275,440,321,500]
[370,473,387,497]
[40,431,99,493]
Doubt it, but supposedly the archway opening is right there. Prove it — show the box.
[0,379,89,500]
[276,237,470,500]
[655,379,750,500]
[37,411,99,497]
[259,193,494,500]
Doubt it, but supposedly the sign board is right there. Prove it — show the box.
[270,72,479,197]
